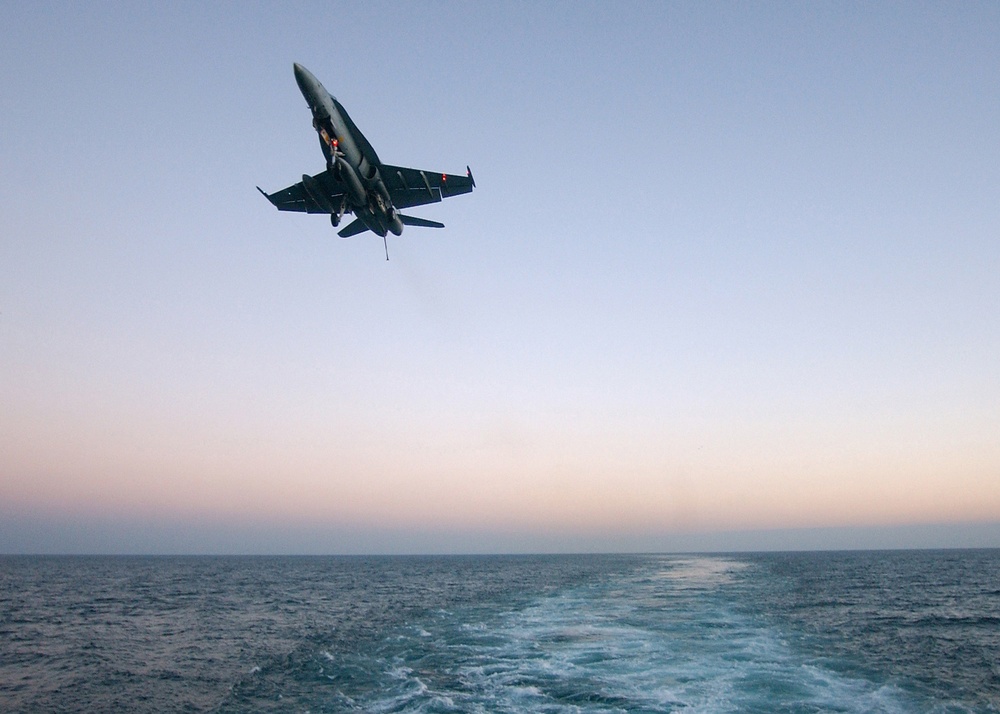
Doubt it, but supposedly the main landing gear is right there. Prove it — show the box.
[330,196,347,228]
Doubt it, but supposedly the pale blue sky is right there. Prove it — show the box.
[2,2,998,553]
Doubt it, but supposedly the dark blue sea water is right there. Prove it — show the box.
[1,551,997,713]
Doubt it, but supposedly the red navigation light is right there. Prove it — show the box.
[441,174,447,182]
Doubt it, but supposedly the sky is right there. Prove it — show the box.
[2,2,998,554]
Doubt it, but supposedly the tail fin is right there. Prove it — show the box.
[337,218,369,238]
[399,214,445,229]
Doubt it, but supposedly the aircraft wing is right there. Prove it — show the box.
[257,169,345,213]
[382,164,475,210]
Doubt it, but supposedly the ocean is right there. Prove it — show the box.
[1,550,997,713]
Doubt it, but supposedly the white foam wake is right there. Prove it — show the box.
[332,556,917,713]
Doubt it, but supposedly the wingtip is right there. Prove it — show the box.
[256,186,278,206]
[466,166,476,188]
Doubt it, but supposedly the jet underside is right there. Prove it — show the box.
[258,63,474,254]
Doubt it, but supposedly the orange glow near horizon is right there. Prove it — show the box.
[5,404,998,544]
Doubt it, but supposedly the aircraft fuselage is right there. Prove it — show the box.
[293,63,402,237]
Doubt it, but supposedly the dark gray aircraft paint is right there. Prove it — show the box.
[258,64,475,257]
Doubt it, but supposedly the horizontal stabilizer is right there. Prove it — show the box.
[399,214,445,229]
[338,218,369,238]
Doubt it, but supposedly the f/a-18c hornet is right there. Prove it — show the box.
[258,63,475,259]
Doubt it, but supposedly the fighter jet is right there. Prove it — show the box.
[258,63,475,258]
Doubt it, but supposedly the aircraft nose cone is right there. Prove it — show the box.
[292,63,331,119]
[293,62,313,94]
